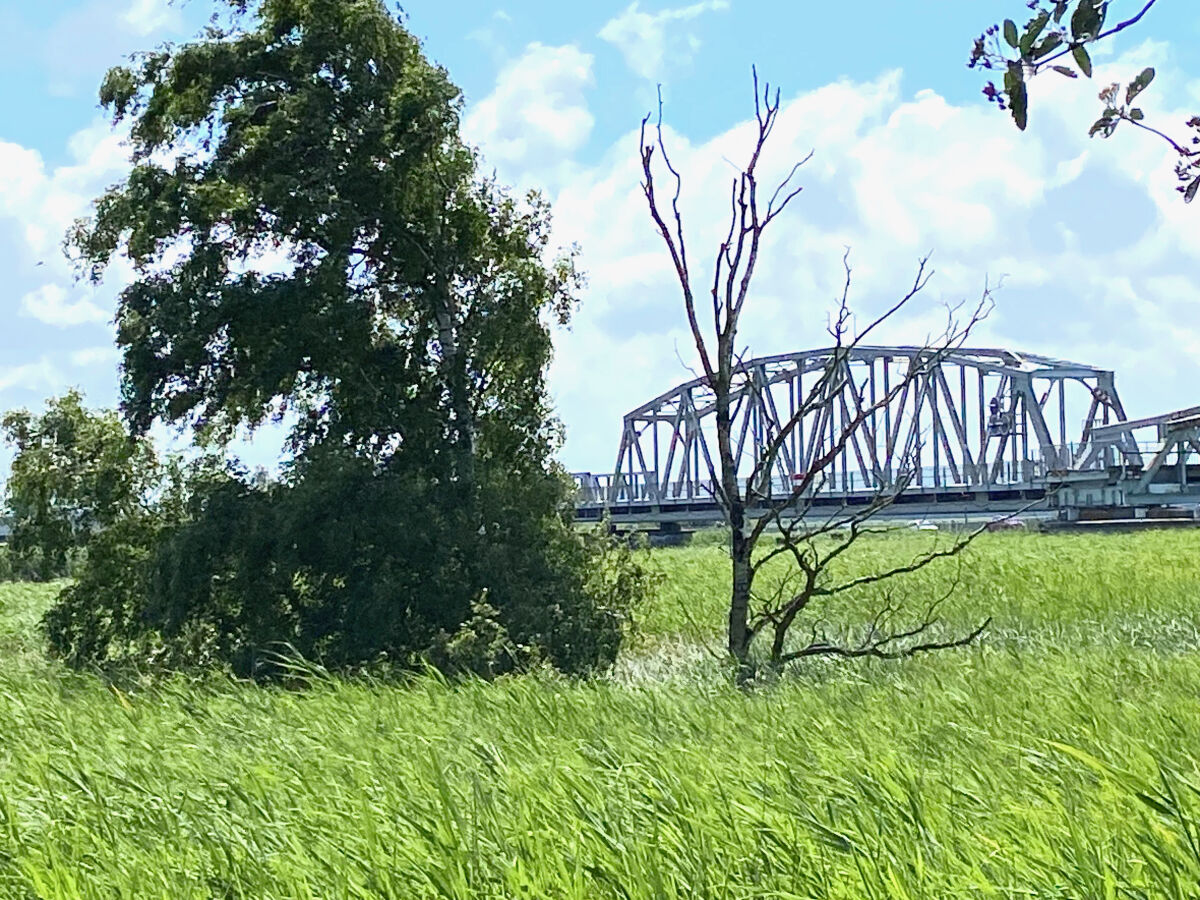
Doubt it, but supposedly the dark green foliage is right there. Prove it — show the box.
[41,0,651,677]
[1004,61,1028,131]
[43,456,651,677]
[43,507,167,667]
[2,391,156,582]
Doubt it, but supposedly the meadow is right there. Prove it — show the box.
[3,529,1200,897]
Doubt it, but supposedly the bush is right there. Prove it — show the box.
[42,455,655,679]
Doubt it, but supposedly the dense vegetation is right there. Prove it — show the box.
[1,391,154,583]
[4,529,1200,897]
[20,0,652,677]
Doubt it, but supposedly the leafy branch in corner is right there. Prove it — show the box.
[969,0,1199,202]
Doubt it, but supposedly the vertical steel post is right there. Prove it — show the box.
[932,376,942,488]
[1058,379,1067,467]
[870,358,879,490]
[796,367,804,479]
[978,369,987,485]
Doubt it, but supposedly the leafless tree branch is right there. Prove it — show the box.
[779,617,991,664]
[640,66,999,680]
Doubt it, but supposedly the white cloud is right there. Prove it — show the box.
[0,121,129,334]
[0,123,131,258]
[0,359,65,395]
[20,284,110,328]
[0,122,133,412]
[70,346,121,368]
[537,46,1200,471]
[122,0,178,35]
[599,0,729,81]
[0,144,45,213]
[464,43,595,187]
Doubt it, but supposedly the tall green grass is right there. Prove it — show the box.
[2,530,1200,897]
[645,529,1200,651]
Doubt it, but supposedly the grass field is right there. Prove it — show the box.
[3,530,1200,897]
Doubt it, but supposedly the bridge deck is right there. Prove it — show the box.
[576,464,1200,525]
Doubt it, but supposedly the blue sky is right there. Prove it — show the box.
[1,0,1198,472]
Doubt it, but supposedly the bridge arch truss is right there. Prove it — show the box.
[582,347,1143,509]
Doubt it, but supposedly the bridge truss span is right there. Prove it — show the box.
[577,347,1148,516]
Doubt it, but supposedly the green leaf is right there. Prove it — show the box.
[1003,19,1019,49]
[1071,0,1103,40]
[801,816,859,855]
[1071,44,1093,78]
[1005,63,1029,131]
[1129,108,1144,121]
[1051,65,1078,78]
[1136,791,1177,819]
[1020,11,1049,55]
[1185,176,1200,204]
[1052,1,1070,23]
[1033,33,1063,59]
[1126,67,1155,104]
[1046,740,1116,777]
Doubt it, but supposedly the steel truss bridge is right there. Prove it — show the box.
[573,347,1200,526]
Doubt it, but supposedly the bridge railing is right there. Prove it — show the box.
[573,437,1186,510]
[574,457,1065,508]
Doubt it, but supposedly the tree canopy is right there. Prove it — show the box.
[2,391,155,582]
[39,0,649,677]
[74,0,574,472]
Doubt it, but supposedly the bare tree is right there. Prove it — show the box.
[639,70,995,679]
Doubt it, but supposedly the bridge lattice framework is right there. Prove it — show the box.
[577,347,1153,510]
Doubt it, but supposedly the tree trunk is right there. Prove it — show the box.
[729,520,752,668]
[717,372,753,675]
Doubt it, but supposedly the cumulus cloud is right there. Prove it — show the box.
[463,43,595,187]
[493,45,1200,471]
[0,123,132,329]
[0,124,130,253]
[599,0,729,80]
[0,121,132,408]
[70,346,121,368]
[122,0,178,35]
[0,359,65,395]
[20,284,109,327]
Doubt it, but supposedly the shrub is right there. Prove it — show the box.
[43,456,654,679]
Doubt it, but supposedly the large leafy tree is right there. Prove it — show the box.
[74,0,572,480]
[46,0,644,676]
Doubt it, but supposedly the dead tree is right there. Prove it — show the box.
[639,69,995,678]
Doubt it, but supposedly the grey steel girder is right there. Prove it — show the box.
[601,346,1136,507]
